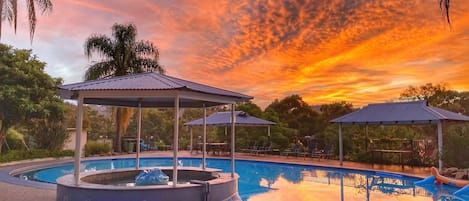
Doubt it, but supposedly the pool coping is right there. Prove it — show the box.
[0,154,429,191]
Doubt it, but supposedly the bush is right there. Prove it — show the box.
[154,141,166,150]
[85,141,111,156]
[443,124,469,168]
[5,129,26,150]
[0,149,74,163]
[27,119,69,151]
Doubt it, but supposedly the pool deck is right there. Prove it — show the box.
[0,151,432,201]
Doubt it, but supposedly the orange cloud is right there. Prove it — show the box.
[2,0,469,108]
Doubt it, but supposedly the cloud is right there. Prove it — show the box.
[2,0,469,108]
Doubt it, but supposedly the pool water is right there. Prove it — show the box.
[19,158,469,201]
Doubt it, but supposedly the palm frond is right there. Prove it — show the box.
[112,23,137,45]
[84,34,114,59]
[131,58,164,74]
[440,0,451,27]
[35,0,52,14]
[5,0,18,33]
[135,40,159,60]
[27,0,36,42]
[85,61,115,80]
[0,0,4,39]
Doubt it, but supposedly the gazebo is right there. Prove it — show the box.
[59,72,252,187]
[331,101,469,171]
[184,111,276,168]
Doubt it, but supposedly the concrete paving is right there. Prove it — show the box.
[0,151,432,201]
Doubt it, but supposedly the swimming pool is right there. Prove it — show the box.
[18,158,468,201]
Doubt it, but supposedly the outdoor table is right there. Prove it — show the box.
[371,149,412,167]
[199,143,229,155]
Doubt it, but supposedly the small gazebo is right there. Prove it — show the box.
[331,100,469,170]
[184,111,275,168]
[59,72,252,186]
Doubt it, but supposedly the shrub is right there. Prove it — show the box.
[5,129,26,150]
[443,124,469,168]
[85,141,111,156]
[27,119,69,151]
[0,149,74,163]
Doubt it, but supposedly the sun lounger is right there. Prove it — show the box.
[312,144,334,161]
[251,144,272,156]
[281,144,301,158]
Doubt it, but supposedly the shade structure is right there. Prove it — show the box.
[60,72,252,108]
[59,72,252,187]
[331,101,469,125]
[185,111,275,168]
[185,111,276,126]
[330,100,469,170]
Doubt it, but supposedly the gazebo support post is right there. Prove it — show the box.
[189,126,193,154]
[202,105,207,170]
[340,173,344,201]
[73,94,84,185]
[267,126,271,146]
[230,104,236,178]
[173,96,180,187]
[339,123,343,166]
[437,121,443,171]
[136,102,142,169]
[365,125,368,152]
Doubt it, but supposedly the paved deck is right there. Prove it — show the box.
[0,151,432,201]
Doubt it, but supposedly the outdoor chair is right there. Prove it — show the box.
[251,143,272,156]
[281,144,301,158]
[241,142,257,153]
[140,140,148,151]
[298,143,316,159]
[312,144,334,161]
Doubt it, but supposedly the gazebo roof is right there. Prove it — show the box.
[59,72,252,108]
[331,101,469,125]
[184,111,276,126]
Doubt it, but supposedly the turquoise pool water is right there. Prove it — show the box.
[19,158,469,201]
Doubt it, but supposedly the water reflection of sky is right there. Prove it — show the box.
[24,158,469,201]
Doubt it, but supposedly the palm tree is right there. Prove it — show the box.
[0,0,52,41]
[84,23,164,152]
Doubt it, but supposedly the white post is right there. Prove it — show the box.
[340,173,344,201]
[339,123,343,166]
[73,94,84,185]
[189,127,193,154]
[202,105,207,170]
[231,104,236,178]
[437,121,443,171]
[173,96,180,187]
[136,102,142,169]
[268,126,271,145]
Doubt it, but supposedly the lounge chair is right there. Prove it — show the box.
[312,144,333,161]
[251,143,272,156]
[241,143,257,153]
[298,143,316,159]
[281,144,301,158]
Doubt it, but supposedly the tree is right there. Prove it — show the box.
[0,43,65,153]
[266,95,320,136]
[0,0,53,41]
[400,83,468,115]
[236,101,262,117]
[319,101,355,123]
[84,23,164,152]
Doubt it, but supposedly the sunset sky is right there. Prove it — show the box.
[2,0,469,108]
